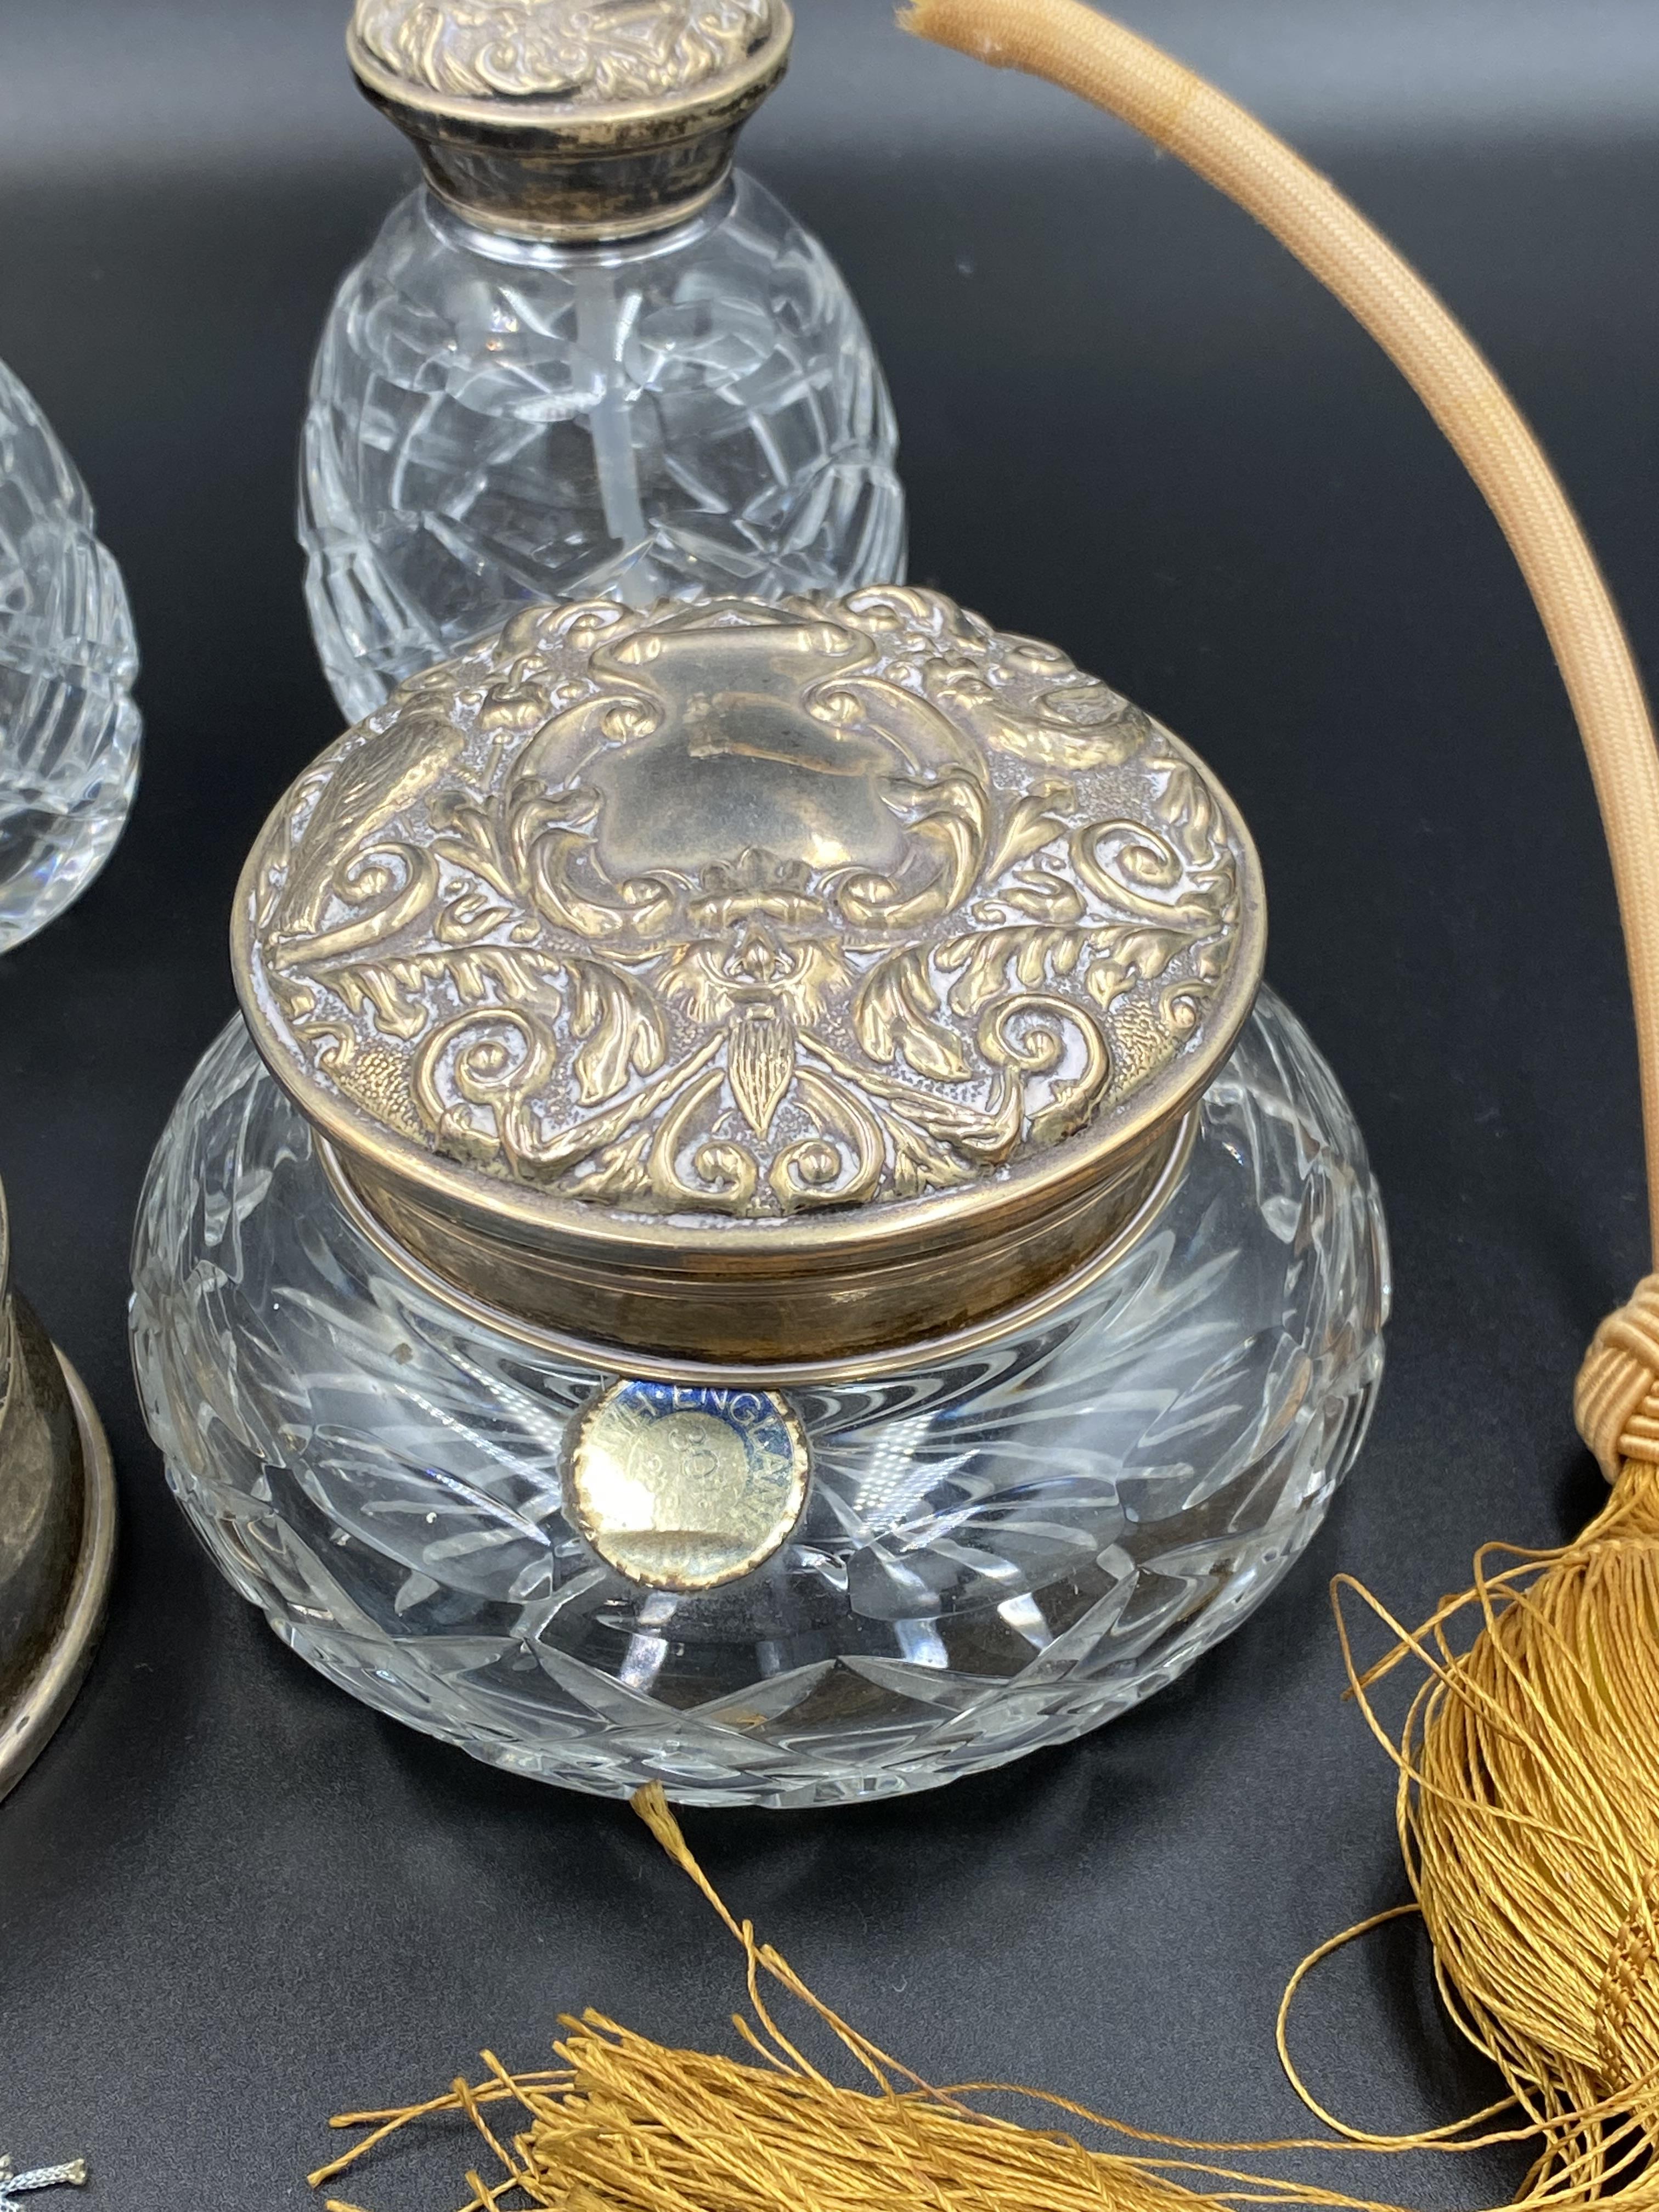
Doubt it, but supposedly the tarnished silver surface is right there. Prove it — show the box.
[347,0,793,240]
[0,1187,116,1806]
[236,586,1265,1363]
[354,0,776,102]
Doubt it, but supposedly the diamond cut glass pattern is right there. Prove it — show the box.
[131,988,1389,1807]
[0,359,140,953]
[300,177,906,723]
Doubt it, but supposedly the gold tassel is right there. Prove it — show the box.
[309,5,1659,2205]
[1298,1291,1659,2191]
[309,1726,1659,2212]
[309,1789,1429,2212]
[308,1734,1659,2210]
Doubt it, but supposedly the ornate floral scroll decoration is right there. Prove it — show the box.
[250,590,1245,1220]
[354,0,775,103]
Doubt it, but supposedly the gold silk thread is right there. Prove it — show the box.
[312,1783,1659,2210]
[313,3,1659,2206]
[308,1790,1485,2212]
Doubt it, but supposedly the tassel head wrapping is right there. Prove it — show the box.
[1576,1276,1659,1489]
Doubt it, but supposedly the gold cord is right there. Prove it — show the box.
[304,1792,1513,2212]
[312,1793,1659,2211]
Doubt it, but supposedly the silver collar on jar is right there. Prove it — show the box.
[0,1181,116,1802]
[347,0,794,242]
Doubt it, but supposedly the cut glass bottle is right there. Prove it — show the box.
[302,0,905,723]
[0,359,140,955]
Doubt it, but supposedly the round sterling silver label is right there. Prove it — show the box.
[567,1381,809,1591]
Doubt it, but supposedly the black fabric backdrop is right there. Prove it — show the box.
[1,2,1655,2203]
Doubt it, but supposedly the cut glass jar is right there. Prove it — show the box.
[0,358,141,954]
[131,587,1388,1807]
[302,0,905,724]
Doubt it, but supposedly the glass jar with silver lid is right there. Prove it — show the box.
[131,586,1387,1807]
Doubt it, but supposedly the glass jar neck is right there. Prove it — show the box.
[420,173,738,270]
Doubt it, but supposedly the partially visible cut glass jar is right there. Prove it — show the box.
[131,586,1387,1807]
[0,358,141,953]
[302,0,906,724]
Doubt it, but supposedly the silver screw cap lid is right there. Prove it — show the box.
[348,0,792,241]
